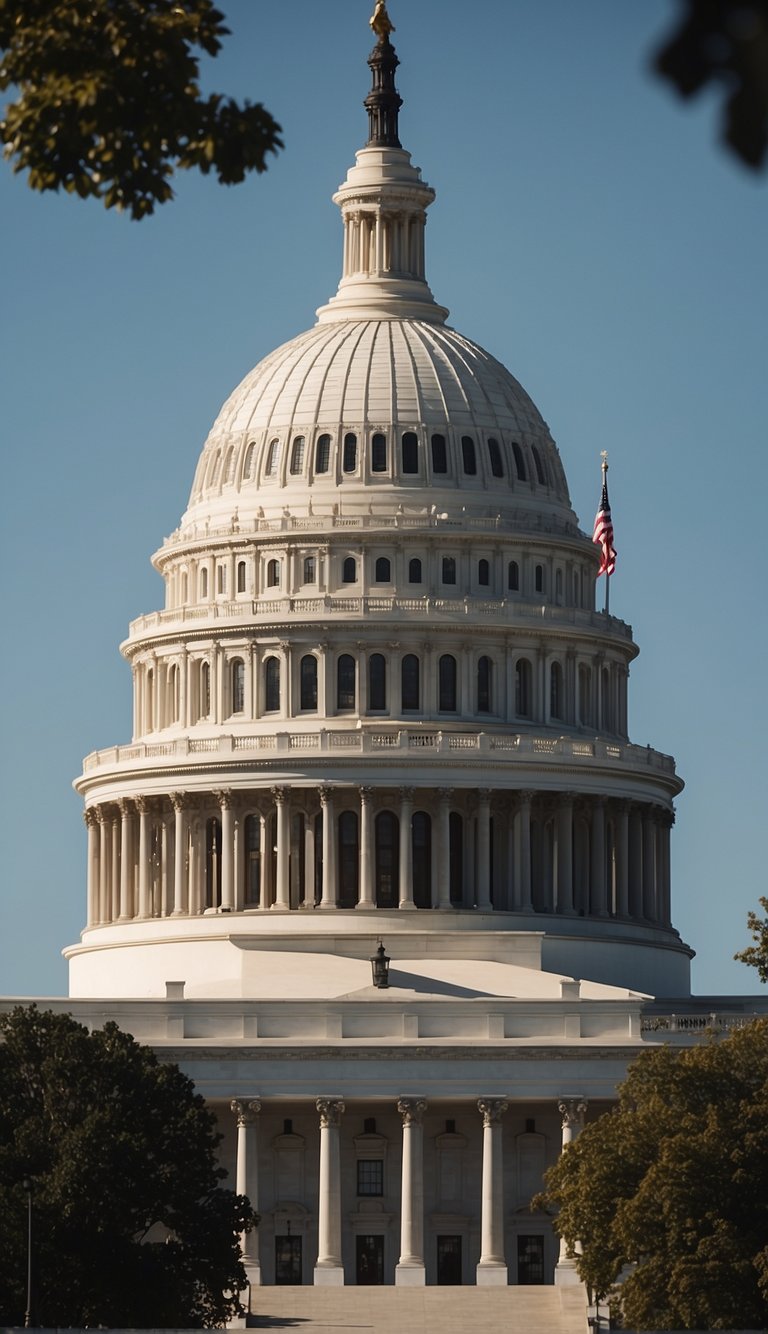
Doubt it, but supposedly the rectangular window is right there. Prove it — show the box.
[357,1159,384,1197]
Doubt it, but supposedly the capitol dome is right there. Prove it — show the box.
[69,7,690,1005]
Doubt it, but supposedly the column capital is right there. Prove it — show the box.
[214,787,233,809]
[316,1098,345,1128]
[437,787,454,804]
[359,786,374,802]
[231,1097,262,1126]
[169,790,188,812]
[558,1097,587,1129]
[397,1097,427,1126]
[398,785,414,803]
[318,785,334,807]
[518,789,535,806]
[558,790,576,807]
[83,807,99,829]
[477,1098,508,1127]
[134,794,151,815]
[271,785,289,805]
[477,787,492,804]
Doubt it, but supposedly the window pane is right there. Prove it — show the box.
[477,656,491,712]
[512,441,527,481]
[265,438,280,476]
[357,1158,383,1196]
[508,560,519,591]
[232,659,245,713]
[461,436,477,475]
[337,654,356,709]
[408,558,422,583]
[439,654,457,711]
[401,654,420,710]
[290,435,305,474]
[478,559,490,586]
[371,433,387,472]
[442,556,456,585]
[531,445,547,485]
[342,556,356,583]
[300,655,318,710]
[343,432,357,472]
[315,433,331,473]
[402,431,418,474]
[369,654,386,710]
[375,556,391,582]
[487,437,504,477]
[265,657,280,712]
[431,433,447,473]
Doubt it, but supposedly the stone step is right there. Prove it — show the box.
[245,1284,589,1333]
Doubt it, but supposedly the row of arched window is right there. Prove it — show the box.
[141,651,622,734]
[192,555,580,602]
[197,429,560,495]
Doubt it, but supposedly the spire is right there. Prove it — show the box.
[365,4,402,148]
[315,3,448,325]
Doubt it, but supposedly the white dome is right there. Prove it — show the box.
[183,318,573,529]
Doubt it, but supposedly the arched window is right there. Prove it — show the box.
[531,444,547,485]
[507,560,520,591]
[343,432,357,473]
[315,434,331,473]
[412,812,431,908]
[431,433,447,473]
[342,556,357,583]
[145,667,154,731]
[237,560,247,593]
[442,556,456,585]
[371,433,387,472]
[303,555,316,584]
[449,811,463,904]
[375,811,399,907]
[244,814,261,906]
[487,438,504,477]
[265,438,280,476]
[200,661,211,718]
[338,811,359,908]
[264,656,280,712]
[375,556,391,583]
[223,445,236,485]
[300,655,318,711]
[578,664,592,726]
[534,564,544,593]
[516,658,532,717]
[478,558,490,586]
[401,654,420,711]
[205,817,222,909]
[461,435,477,475]
[511,441,527,481]
[206,449,221,486]
[439,654,457,711]
[231,658,245,714]
[550,661,563,720]
[200,566,209,599]
[401,432,418,474]
[369,653,387,710]
[477,655,492,713]
[267,559,280,588]
[337,654,356,710]
[168,663,179,723]
[290,435,305,474]
[244,441,257,480]
[408,557,422,583]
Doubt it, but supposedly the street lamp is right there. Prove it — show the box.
[370,941,390,988]
[22,1177,32,1328]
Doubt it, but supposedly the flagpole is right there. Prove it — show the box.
[601,451,610,617]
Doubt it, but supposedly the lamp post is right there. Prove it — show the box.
[22,1177,32,1328]
[370,941,390,988]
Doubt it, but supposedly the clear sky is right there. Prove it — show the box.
[1,1,766,999]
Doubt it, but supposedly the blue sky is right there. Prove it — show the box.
[1,0,766,998]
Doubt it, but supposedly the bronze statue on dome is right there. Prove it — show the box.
[370,1,395,41]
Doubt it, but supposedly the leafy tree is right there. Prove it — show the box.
[535,1018,768,1330]
[654,0,768,170]
[735,895,768,983]
[0,0,282,218]
[0,1005,255,1328]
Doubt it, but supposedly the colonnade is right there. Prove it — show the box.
[229,1095,585,1287]
[84,787,673,929]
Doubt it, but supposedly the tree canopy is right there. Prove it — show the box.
[535,1018,768,1331]
[735,895,768,983]
[0,1005,255,1328]
[0,0,282,218]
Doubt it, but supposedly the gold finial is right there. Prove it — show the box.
[600,449,609,473]
[370,1,395,40]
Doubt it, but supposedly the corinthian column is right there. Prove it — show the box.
[231,1098,262,1284]
[170,792,188,916]
[395,1098,427,1285]
[357,786,375,909]
[476,1098,508,1285]
[84,809,99,927]
[272,786,290,910]
[398,786,415,909]
[314,1098,345,1285]
[216,789,234,912]
[554,1097,587,1286]
[117,798,134,920]
[135,795,151,918]
[476,789,492,909]
[437,790,453,908]
[318,787,337,909]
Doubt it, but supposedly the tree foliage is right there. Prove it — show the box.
[735,895,768,983]
[0,0,282,218]
[535,1019,768,1330]
[654,0,768,170]
[0,1005,255,1328]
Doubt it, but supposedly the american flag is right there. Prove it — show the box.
[593,474,616,577]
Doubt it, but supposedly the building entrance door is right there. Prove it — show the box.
[275,1234,302,1284]
[356,1234,384,1284]
[436,1234,462,1284]
[517,1234,545,1284]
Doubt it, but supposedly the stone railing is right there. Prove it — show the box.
[127,595,633,642]
[641,1013,757,1036]
[81,729,676,775]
